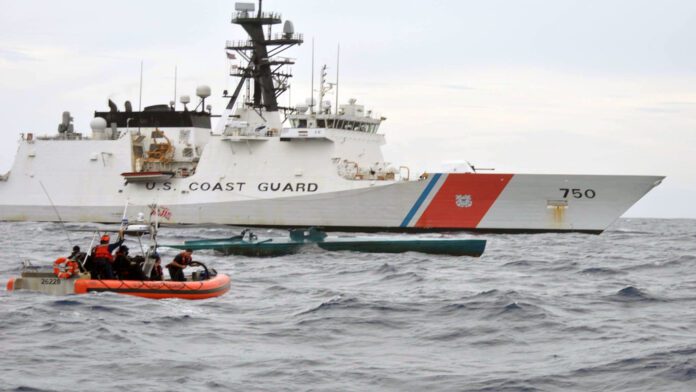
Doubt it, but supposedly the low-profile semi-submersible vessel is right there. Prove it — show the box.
[0,1,664,234]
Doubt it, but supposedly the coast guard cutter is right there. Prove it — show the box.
[0,2,664,234]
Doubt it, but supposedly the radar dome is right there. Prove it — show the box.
[283,21,295,36]
[90,117,107,131]
[196,85,212,99]
[180,95,191,105]
[295,104,309,114]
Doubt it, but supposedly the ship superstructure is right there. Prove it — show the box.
[0,1,663,233]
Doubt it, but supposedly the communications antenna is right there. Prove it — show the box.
[224,1,304,114]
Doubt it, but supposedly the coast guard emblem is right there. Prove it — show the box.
[455,194,473,208]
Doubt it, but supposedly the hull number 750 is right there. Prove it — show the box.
[560,188,596,199]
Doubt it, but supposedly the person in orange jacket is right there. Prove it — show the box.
[90,229,124,279]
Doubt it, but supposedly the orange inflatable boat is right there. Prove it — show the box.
[6,267,230,300]
[73,274,231,299]
[6,207,231,300]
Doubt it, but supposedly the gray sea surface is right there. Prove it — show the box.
[1,218,695,392]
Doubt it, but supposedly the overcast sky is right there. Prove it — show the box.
[0,0,694,218]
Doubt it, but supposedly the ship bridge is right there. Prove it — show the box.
[287,98,384,134]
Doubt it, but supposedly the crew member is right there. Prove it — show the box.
[68,245,87,272]
[113,245,130,280]
[90,230,124,280]
[149,253,164,281]
[166,249,192,282]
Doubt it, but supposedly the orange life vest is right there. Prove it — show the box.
[94,244,114,262]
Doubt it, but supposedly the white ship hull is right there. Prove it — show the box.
[0,136,662,233]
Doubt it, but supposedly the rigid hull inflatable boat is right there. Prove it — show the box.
[6,268,230,300]
[6,207,231,300]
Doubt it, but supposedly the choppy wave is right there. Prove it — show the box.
[1,218,695,391]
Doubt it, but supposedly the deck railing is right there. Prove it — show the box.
[231,11,282,22]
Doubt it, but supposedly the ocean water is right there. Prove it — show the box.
[1,218,695,392]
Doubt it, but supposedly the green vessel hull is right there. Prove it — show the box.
[163,236,486,257]
[176,239,303,257]
[316,238,486,256]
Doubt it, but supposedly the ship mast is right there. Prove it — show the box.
[225,1,303,113]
